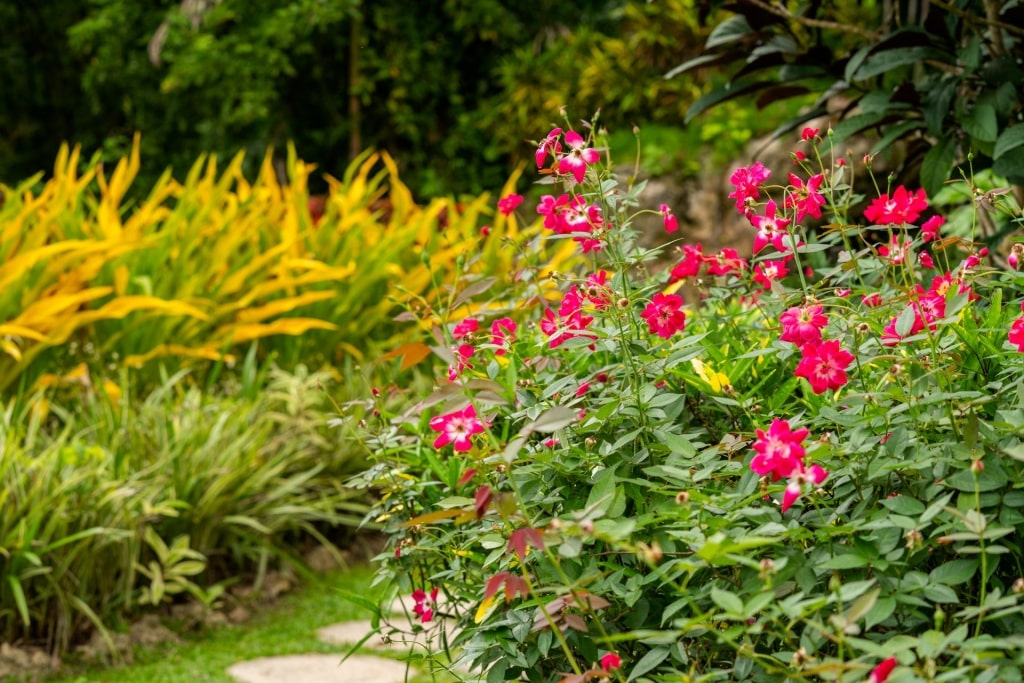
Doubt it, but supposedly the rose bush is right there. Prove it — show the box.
[349,118,1024,682]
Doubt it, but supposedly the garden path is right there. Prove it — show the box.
[227,598,454,683]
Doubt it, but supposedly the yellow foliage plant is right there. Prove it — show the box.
[0,135,574,396]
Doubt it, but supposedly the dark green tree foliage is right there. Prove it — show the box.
[675,1,1024,197]
[3,0,623,196]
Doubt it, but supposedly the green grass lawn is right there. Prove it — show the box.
[37,564,434,683]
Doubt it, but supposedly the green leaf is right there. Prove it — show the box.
[846,587,880,622]
[871,120,927,156]
[929,559,979,586]
[921,136,955,198]
[922,583,960,603]
[820,553,870,569]
[686,79,773,124]
[962,103,998,142]
[627,646,671,682]
[831,112,886,146]
[527,406,576,433]
[710,587,744,614]
[994,125,1024,158]
[881,495,925,516]
[853,46,952,80]
[705,15,751,49]
[993,146,1024,183]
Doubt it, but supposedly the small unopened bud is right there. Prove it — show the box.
[971,459,984,476]
[585,437,597,448]
[579,519,594,534]
[791,647,811,668]
[632,124,640,135]
[1009,244,1024,271]
[639,541,663,564]
[905,528,924,550]
[1012,577,1024,594]
[759,558,777,580]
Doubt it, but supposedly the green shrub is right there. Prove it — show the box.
[0,364,364,652]
[355,121,1024,681]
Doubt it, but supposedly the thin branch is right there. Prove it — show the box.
[744,0,883,40]
[931,0,1024,39]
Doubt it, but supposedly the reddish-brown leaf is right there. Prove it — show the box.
[474,485,493,520]
[507,526,545,561]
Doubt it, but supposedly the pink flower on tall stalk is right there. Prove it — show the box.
[669,243,706,282]
[490,317,517,356]
[753,260,789,290]
[557,130,600,184]
[921,215,945,242]
[447,343,475,381]
[728,162,771,211]
[585,270,612,310]
[867,657,897,683]
[497,193,523,216]
[785,173,826,223]
[660,204,679,233]
[706,248,747,276]
[779,304,828,345]
[878,236,914,264]
[801,126,819,141]
[641,293,686,338]
[750,200,792,253]
[535,128,562,168]
[412,587,440,623]
[541,287,596,348]
[751,418,809,481]
[429,404,487,451]
[1009,316,1024,351]
[794,339,855,394]
[452,318,480,339]
[782,463,828,512]
[600,653,622,672]
[864,186,928,225]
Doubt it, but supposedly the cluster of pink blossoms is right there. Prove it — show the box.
[641,293,686,338]
[412,586,439,623]
[447,315,519,380]
[750,418,828,512]
[537,193,606,253]
[541,285,599,348]
[779,304,855,394]
[881,272,973,345]
[535,128,600,185]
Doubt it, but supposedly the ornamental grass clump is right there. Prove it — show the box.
[353,116,1024,682]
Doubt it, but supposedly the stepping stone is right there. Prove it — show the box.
[227,653,410,683]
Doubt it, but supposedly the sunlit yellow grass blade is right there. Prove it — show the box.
[123,345,236,369]
[235,291,337,324]
[225,318,337,345]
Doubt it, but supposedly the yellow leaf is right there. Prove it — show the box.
[375,342,432,371]
[114,265,129,297]
[475,594,498,624]
[0,339,22,361]
[225,318,337,345]
[400,509,466,527]
[101,380,122,405]
[15,287,113,329]
[0,325,50,342]
[123,344,236,368]
[691,358,731,393]
[235,290,337,324]
[93,296,210,321]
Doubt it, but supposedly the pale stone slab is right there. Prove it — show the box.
[227,653,411,683]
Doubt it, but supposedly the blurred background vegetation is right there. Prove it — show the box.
[0,0,796,198]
